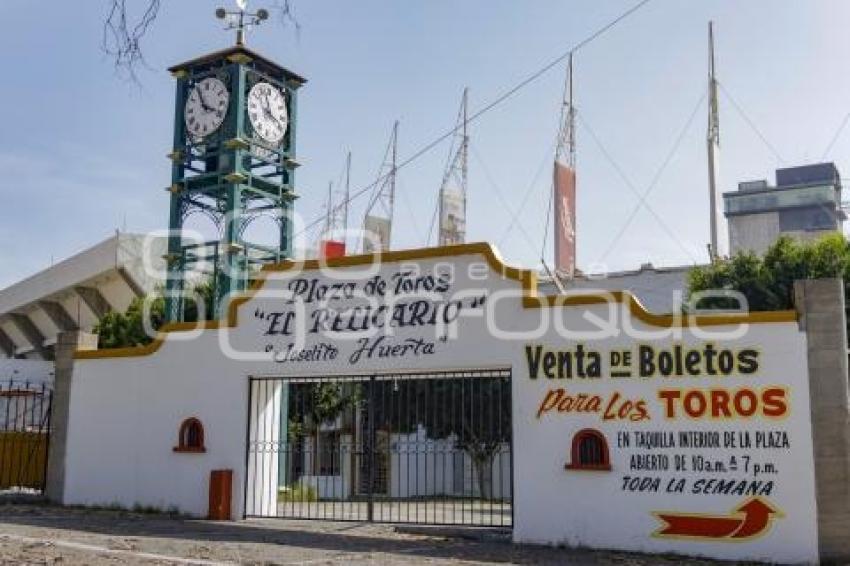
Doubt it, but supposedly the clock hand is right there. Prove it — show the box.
[262,107,286,135]
[198,88,215,113]
[259,95,279,125]
[262,92,274,118]
[261,92,285,131]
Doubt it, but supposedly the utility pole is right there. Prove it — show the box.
[707,21,721,260]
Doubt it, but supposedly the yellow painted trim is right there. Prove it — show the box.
[170,69,188,79]
[223,138,251,150]
[74,242,798,360]
[223,172,248,184]
[226,53,252,65]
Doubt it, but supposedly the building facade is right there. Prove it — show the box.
[724,162,846,255]
[51,242,850,563]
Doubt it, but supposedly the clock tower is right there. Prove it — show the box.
[164,6,305,322]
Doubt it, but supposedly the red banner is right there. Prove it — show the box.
[553,161,576,275]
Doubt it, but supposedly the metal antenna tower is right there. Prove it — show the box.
[322,181,335,238]
[362,122,398,252]
[707,21,721,260]
[550,55,577,278]
[556,54,576,169]
[438,88,469,246]
[342,151,351,235]
[322,152,352,243]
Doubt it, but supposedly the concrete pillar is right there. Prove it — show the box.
[45,330,97,503]
[794,278,850,562]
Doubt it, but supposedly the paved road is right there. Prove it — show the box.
[0,502,736,565]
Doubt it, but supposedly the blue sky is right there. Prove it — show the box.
[2,0,850,288]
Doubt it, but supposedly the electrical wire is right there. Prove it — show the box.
[540,173,555,266]
[293,0,654,242]
[718,81,786,165]
[497,137,559,249]
[582,90,706,264]
[470,145,544,257]
[821,110,850,160]
[425,195,439,246]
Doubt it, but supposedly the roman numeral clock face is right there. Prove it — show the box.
[184,77,229,139]
[248,82,288,145]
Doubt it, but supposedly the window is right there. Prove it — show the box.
[565,429,610,471]
[779,206,837,232]
[174,417,206,453]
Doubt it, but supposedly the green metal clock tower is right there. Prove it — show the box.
[164,8,305,322]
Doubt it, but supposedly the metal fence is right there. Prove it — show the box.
[245,369,512,527]
[0,380,52,494]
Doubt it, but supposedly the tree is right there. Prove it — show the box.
[377,377,511,500]
[688,234,850,314]
[95,295,165,349]
[93,278,216,348]
[103,0,299,82]
[287,382,360,477]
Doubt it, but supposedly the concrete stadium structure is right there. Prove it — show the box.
[0,233,166,360]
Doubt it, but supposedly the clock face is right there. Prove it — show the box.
[184,77,229,139]
[248,82,288,145]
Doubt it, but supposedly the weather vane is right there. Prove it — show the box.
[215,0,269,46]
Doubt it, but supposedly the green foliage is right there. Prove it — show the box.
[310,383,358,427]
[183,278,216,323]
[289,383,360,433]
[94,295,165,349]
[287,419,305,443]
[93,278,216,348]
[687,234,850,312]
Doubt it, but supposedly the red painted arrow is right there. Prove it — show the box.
[654,497,781,541]
[730,498,780,539]
[656,513,741,538]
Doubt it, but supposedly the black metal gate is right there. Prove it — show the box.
[245,369,512,527]
[0,380,52,494]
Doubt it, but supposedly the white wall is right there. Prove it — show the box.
[728,212,780,255]
[62,245,818,563]
[388,427,511,500]
[0,359,53,385]
[511,321,816,563]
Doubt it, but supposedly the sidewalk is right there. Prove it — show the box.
[0,502,735,565]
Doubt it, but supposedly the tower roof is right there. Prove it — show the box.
[168,45,306,86]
